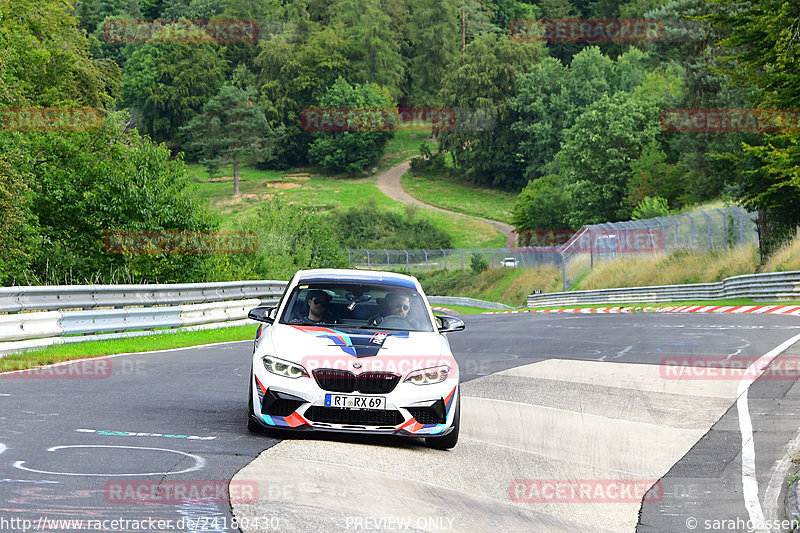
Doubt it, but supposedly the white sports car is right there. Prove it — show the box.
[246,269,465,449]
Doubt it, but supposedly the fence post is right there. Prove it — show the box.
[700,211,712,250]
[366,250,371,268]
[715,208,727,247]
[424,249,428,269]
[441,249,446,269]
[684,213,695,249]
[737,207,745,243]
[461,250,464,270]
[561,253,567,291]
[405,250,409,272]
[347,249,351,267]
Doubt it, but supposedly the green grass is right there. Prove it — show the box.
[0,326,256,372]
[378,128,435,171]
[432,304,489,315]
[188,161,505,248]
[402,168,517,224]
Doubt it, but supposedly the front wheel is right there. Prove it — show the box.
[247,376,262,433]
[425,391,460,450]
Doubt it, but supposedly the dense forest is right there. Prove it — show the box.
[1,0,798,285]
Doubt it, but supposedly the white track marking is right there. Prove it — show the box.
[13,445,205,477]
[736,333,800,533]
[0,442,6,456]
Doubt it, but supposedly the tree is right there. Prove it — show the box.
[437,33,544,190]
[0,150,40,285]
[121,24,228,148]
[511,173,571,231]
[181,85,284,195]
[255,25,354,166]
[0,0,119,108]
[406,0,460,106]
[0,113,222,284]
[329,0,406,100]
[706,0,800,255]
[559,93,660,225]
[306,77,394,174]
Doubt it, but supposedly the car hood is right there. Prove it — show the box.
[268,324,443,357]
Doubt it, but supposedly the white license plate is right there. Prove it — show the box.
[325,394,386,410]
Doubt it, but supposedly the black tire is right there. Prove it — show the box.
[425,390,460,449]
[247,376,262,433]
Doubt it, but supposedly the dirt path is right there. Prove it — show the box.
[375,161,515,246]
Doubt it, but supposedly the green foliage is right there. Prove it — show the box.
[631,196,669,220]
[228,199,347,280]
[436,33,544,190]
[707,0,800,255]
[121,27,228,147]
[406,0,460,106]
[559,93,661,226]
[331,201,452,249]
[628,140,684,207]
[180,85,285,195]
[0,0,119,108]
[307,77,394,174]
[0,150,40,284]
[329,0,405,100]
[0,113,221,284]
[409,141,446,174]
[511,174,571,231]
[255,25,354,166]
[470,252,488,273]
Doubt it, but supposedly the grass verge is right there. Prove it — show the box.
[401,168,517,224]
[0,326,256,372]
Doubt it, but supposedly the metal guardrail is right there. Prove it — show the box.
[0,280,287,313]
[428,296,514,310]
[0,281,288,355]
[527,271,800,307]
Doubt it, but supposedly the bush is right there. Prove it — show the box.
[409,141,446,174]
[227,199,347,280]
[331,200,452,249]
[307,78,394,174]
[631,196,669,220]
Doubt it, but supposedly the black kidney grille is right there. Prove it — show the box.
[312,369,400,394]
[312,369,356,393]
[306,406,404,426]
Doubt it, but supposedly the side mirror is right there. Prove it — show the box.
[248,306,276,324]
[436,315,465,333]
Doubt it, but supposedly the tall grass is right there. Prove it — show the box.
[762,234,800,272]
[573,245,760,290]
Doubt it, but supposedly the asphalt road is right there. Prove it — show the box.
[1,313,800,532]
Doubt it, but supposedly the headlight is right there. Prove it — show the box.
[262,356,308,379]
[404,365,450,385]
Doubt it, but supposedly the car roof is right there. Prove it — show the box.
[294,269,419,290]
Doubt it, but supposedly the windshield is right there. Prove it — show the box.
[279,283,434,332]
